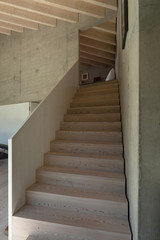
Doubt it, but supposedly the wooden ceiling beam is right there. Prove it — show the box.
[0,12,38,30]
[80,57,108,68]
[0,4,57,27]
[0,26,11,35]
[80,45,115,61]
[82,0,117,11]
[80,62,93,67]
[80,36,116,54]
[0,0,78,23]
[93,21,116,34]
[80,52,115,66]
[33,0,106,18]
[0,21,23,32]
[80,28,116,45]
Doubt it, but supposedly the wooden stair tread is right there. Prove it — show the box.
[69,105,120,110]
[14,204,131,235]
[65,113,120,116]
[70,99,120,107]
[61,121,121,131]
[56,130,122,143]
[38,166,125,181]
[74,93,119,99]
[52,139,123,146]
[57,130,122,135]
[77,89,119,96]
[46,151,123,161]
[26,237,40,240]
[28,183,127,203]
[80,80,118,88]
[73,97,119,103]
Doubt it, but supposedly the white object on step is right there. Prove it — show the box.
[105,68,115,81]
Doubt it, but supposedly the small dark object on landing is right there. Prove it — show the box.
[0,144,8,160]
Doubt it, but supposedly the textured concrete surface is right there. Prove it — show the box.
[0,159,8,240]
[117,0,139,239]
[139,1,160,239]
[0,13,116,105]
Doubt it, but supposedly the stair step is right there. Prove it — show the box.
[36,166,125,194]
[51,140,123,156]
[70,99,120,107]
[60,122,121,132]
[73,94,119,102]
[27,183,127,218]
[26,237,40,240]
[45,152,124,172]
[64,113,120,122]
[56,130,122,143]
[13,205,131,240]
[68,105,120,114]
[80,80,118,89]
[77,87,119,95]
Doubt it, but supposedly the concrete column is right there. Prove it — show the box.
[139,1,160,239]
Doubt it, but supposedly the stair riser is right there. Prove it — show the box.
[68,106,120,114]
[70,99,120,108]
[60,122,121,132]
[56,132,122,143]
[45,155,124,173]
[76,88,119,96]
[13,217,131,240]
[36,171,125,194]
[73,94,119,102]
[64,114,121,122]
[27,192,128,219]
[51,142,123,156]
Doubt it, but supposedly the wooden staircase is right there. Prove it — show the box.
[12,80,131,240]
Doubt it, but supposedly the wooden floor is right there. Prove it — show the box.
[0,159,8,240]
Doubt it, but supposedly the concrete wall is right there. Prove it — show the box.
[0,103,30,144]
[80,64,111,84]
[117,0,139,239]
[9,62,79,240]
[0,13,116,105]
[139,1,160,239]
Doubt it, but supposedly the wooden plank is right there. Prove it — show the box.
[80,36,116,54]
[80,45,115,61]
[83,0,117,11]
[0,20,23,32]
[0,26,10,35]
[33,0,106,18]
[80,28,116,45]
[0,0,78,23]
[0,4,57,27]
[0,12,38,30]
[80,62,93,67]
[80,57,108,68]
[80,52,115,66]
[94,21,116,34]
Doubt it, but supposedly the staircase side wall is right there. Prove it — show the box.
[116,0,139,240]
[8,61,79,240]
